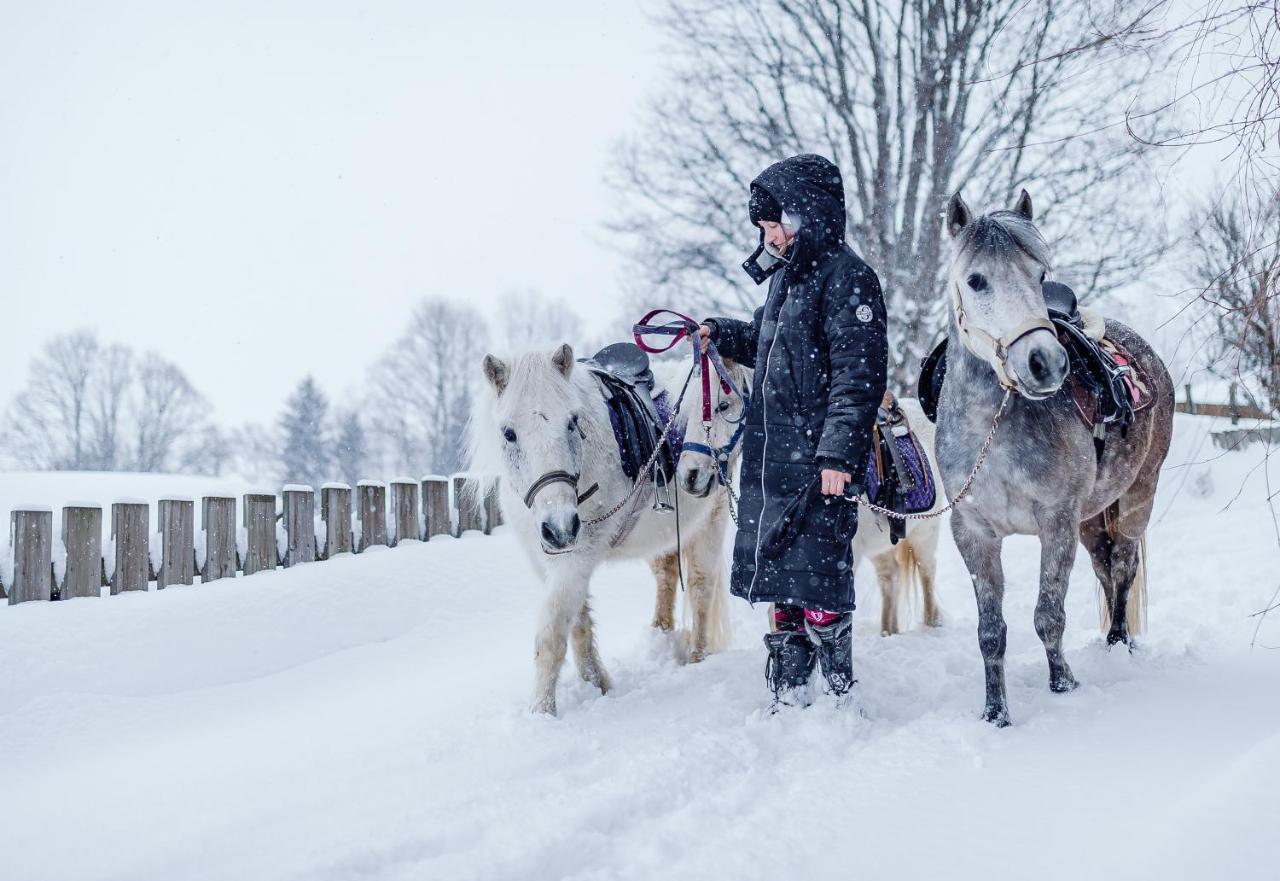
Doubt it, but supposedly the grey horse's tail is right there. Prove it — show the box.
[1096,526,1148,637]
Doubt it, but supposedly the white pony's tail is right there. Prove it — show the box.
[1096,531,1148,637]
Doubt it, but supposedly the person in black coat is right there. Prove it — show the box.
[698,154,888,707]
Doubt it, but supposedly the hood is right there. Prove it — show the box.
[742,154,847,284]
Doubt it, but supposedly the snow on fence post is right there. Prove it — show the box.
[452,475,483,536]
[157,499,195,589]
[9,507,53,604]
[422,476,450,540]
[320,484,352,559]
[357,481,388,551]
[202,496,237,582]
[242,494,277,576]
[282,486,316,567]
[483,481,503,535]
[62,505,103,599]
[390,479,419,546]
[110,501,150,594]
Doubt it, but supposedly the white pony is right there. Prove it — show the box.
[470,344,748,716]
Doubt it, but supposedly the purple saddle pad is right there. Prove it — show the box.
[864,431,936,514]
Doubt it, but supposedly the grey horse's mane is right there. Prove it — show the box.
[956,210,1053,271]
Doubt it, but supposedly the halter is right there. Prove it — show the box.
[680,389,750,486]
[522,414,599,510]
[950,278,1056,394]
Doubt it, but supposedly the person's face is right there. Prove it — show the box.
[759,219,795,254]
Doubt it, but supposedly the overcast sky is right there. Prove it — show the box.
[2,1,660,425]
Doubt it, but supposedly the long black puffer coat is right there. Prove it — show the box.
[705,154,888,612]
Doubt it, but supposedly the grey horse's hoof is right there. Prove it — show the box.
[1050,668,1079,693]
[982,705,1011,727]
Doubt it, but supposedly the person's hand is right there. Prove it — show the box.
[697,324,711,353]
[821,468,852,496]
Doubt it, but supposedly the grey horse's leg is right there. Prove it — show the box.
[952,516,1010,726]
[1036,516,1080,693]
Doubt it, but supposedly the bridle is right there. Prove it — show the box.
[679,389,750,487]
[949,276,1056,395]
[521,413,599,511]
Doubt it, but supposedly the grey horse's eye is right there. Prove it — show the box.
[1040,270,1047,284]
[503,427,517,443]
[967,273,988,291]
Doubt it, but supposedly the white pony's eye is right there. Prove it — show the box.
[503,427,517,443]
[717,400,732,413]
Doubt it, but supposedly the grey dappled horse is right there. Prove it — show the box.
[937,190,1174,727]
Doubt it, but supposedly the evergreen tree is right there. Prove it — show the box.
[278,376,332,488]
[333,408,367,486]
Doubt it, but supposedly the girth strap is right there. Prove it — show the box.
[523,470,599,509]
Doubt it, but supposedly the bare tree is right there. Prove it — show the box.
[609,0,1170,384]
[2,331,101,470]
[131,354,209,472]
[88,344,133,470]
[368,297,490,476]
[1188,185,1280,413]
[492,289,586,352]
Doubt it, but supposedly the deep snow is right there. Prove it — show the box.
[1,415,1278,881]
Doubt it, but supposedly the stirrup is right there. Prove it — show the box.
[651,466,675,512]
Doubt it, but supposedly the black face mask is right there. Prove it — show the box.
[742,241,783,285]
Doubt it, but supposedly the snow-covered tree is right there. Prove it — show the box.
[277,376,333,488]
[492,289,585,352]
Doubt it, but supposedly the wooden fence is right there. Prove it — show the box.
[1175,382,1272,422]
[2,474,502,605]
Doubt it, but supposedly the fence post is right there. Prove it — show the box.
[1229,382,1239,425]
[242,494,277,576]
[156,498,195,588]
[110,501,150,594]
[453,474,483,536]
[282,486,316,567]
[390,479,420,546]
[61,505,103,599]
[321,484,352,559]
[10,508,53,604]
[484,480,503,535]
[357,481,388,551]
[1184,383,1195,415]
[422,476,450,540]
[202,496,237,582]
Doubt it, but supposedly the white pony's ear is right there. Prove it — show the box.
[1013,188,1033,221]
[550,343,574,378]
[946,192,972,239]
[483,354,508,395]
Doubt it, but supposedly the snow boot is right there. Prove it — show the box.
[806,611,854,698]
[763,631,816,709]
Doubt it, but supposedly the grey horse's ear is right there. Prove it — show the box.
[550,343,574,378]
[1014,188,1033,221]
[483,354,508,395]
[946,192,972,239]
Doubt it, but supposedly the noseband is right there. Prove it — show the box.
[950,279,1056,394]
[523,471,599,509]
[680,391,750,486]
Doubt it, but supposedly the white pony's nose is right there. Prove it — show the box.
[679,464,715,497]
[539,512,580,551]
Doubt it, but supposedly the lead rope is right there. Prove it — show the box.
[847,388,1012,521]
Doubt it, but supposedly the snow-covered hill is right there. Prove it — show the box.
[1,416,1277,881]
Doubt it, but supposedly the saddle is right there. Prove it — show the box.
[916,281,1152,461]
[864,391,937,545]
[578,343,680,509]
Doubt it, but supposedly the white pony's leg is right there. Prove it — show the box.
[531,563,592,715]
[910,520,943,627]
[649,553,679,632]
[873,549,900,635]
[571,596,611,694]
[682,495,730,661]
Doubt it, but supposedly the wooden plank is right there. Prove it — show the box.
[390,480,420,545]
[156,499,195,588]
[10,508,53,604]
[357,481,387,551]
[110,501,150,594]
[202,496,237,582]
[62,506,103,599]
[282,486,316,567]
[242,493,277,576]
[422,476,450,540]
[483,480,503,535]
[320,484,353,559]
[453,475,483,536]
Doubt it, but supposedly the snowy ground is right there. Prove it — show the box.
[1,415,1278,881]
